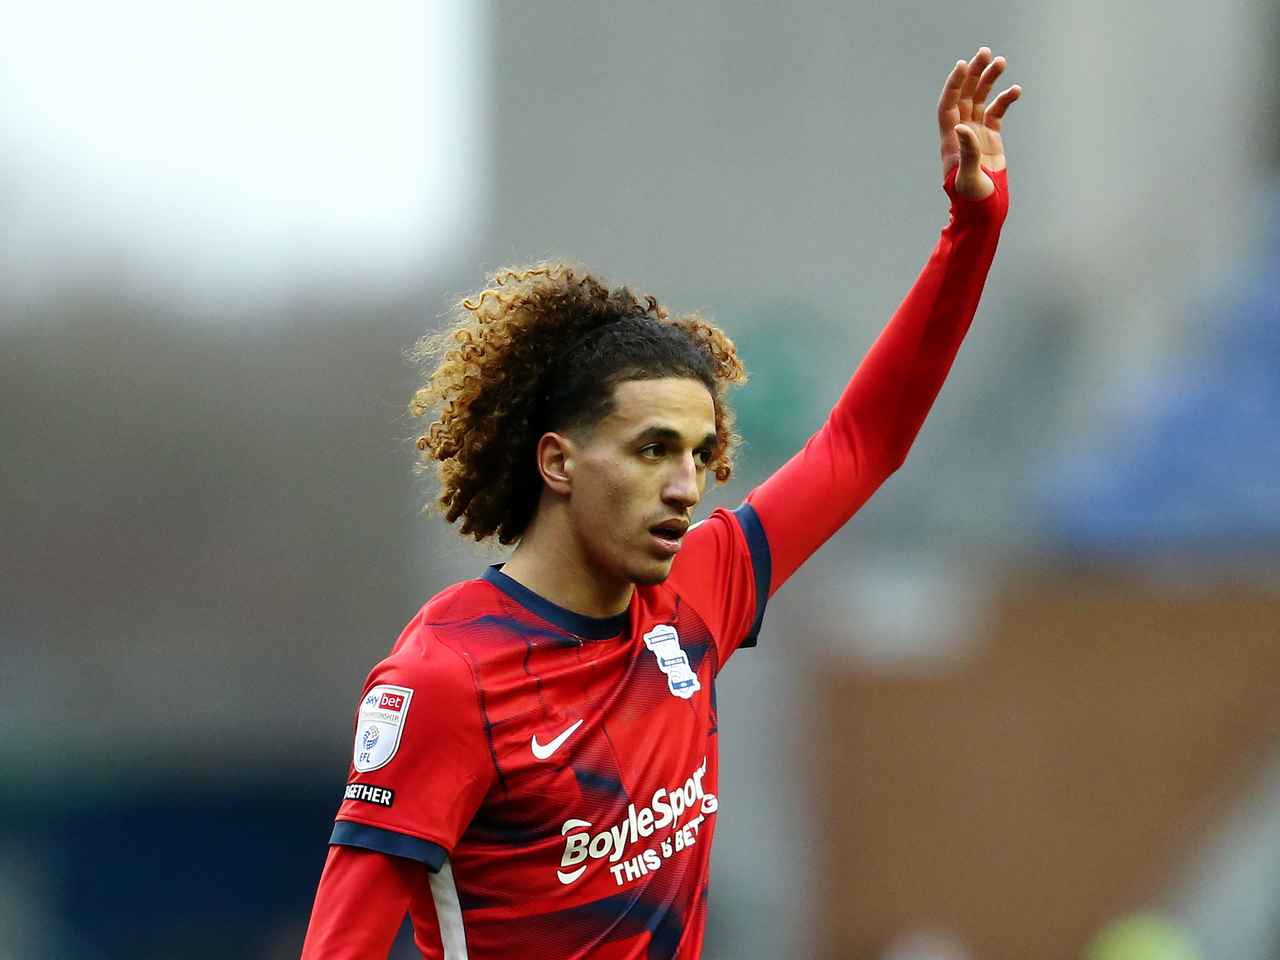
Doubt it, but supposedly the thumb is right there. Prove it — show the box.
[952,123,994,199]
[954,124,979,165]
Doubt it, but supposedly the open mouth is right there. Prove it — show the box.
[648,520,689,556]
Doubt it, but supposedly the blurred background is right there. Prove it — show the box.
[2,1,1278,957]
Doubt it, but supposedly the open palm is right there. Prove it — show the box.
[937,47,1021,199]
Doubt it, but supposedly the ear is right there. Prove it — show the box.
[535,431,575,496]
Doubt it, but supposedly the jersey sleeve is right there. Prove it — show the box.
[329,617,496,872]
[667,502,771,668]
[746,164,1009,596]
[300,845,427,959]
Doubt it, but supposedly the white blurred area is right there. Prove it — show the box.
[0,0,486,307]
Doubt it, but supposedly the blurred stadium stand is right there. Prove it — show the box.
[1038,182,1280,558]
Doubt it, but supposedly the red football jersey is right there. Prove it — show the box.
[331,504,769,958]
[302,164,1009,959]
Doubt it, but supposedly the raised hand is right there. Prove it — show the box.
[937,47,1021,199]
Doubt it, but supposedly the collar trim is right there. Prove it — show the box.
[482,565,629,640]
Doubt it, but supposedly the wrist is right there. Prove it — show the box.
[944,165,1009,223]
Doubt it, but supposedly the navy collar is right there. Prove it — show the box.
[482,565,629,640]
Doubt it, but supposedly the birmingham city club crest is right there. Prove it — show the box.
[642,624,701,699]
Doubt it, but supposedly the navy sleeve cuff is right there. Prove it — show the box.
[732,502,772,649]
[330,820,448,872]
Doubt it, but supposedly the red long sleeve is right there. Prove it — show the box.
[746,164,1009,596]
[300,845,435,959]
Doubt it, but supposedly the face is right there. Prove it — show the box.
[564,377,717,587]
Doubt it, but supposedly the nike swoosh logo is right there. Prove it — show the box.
[531,718,584,760]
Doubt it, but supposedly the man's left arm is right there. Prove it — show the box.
[746,47,1023,596]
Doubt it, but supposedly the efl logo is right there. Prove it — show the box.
[379,692,406,712]
[353,684,413,773]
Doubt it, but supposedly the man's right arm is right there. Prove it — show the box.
[742,49,1021,598]
[301,846,431,958]
[301,618,495,957]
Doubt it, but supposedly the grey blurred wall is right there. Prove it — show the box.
[486,0,1273,545]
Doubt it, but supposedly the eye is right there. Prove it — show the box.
[640,443,664,459]
[695,447,713,466]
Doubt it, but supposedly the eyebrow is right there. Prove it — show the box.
[633,425,718,448]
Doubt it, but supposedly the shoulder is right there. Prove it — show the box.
[658,502,772,655]
[367,576,504,696]
[667,504,768,584]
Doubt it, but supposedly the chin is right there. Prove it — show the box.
[630,558,675,587]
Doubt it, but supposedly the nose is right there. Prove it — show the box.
[662,452,702,511]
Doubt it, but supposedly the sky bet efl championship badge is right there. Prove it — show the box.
[352,684,413,772]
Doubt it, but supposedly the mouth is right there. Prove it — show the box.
[648,520,689,557]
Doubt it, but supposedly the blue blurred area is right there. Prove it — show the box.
[1039,182,1280,558]
[3,778,337,958]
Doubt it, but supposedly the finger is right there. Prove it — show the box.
[984,84,1022,131]
[971,56,1006,118]
[936,59,969,125]
[958,47,992,106]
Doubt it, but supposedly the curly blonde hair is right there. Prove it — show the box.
[409,261,747,544]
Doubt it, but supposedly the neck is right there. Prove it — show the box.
[501,506,633,619]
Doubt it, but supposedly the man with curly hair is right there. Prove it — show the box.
[302,49,1020,959]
